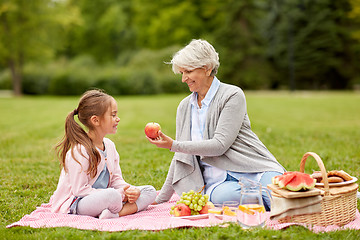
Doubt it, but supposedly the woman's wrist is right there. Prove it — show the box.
[168,139,173,150]
[169,140,176,152]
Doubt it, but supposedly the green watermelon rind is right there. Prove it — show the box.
[286,172,316,192]
[273,172,316,192]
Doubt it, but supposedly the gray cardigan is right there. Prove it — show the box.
[155,82,285,203]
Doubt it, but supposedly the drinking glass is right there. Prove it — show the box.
[222,201,239,222]
[208,203,223,225]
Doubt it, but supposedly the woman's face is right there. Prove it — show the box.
[179,67,212,94]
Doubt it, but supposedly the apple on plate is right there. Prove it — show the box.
[145,122,161,139]
[173,203,191,217]
[199,201,215,214]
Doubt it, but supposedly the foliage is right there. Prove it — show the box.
[0,0,76,95]
[348,0,360,41]
[0,92,359,239]
[261,0,360,90]
[214,0,275,89]
[0,69,11,89]
[11,47,188,95]
[131,0,222,49]
[1,0,360,94]
[59,0,135,62]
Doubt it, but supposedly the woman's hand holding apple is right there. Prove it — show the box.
[146,130,173,150]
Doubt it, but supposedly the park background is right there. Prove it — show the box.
[1,0,360,96]
[1,0,360,239]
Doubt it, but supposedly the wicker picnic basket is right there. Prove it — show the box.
[278,152,358,226]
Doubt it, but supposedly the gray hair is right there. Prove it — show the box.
[170,39,220,76]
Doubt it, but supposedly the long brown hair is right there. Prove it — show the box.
[55,89,113,178]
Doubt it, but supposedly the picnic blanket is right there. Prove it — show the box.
[7,193,360,233]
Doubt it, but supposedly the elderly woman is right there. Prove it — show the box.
[147,39,285,210]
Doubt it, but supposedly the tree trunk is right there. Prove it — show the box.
[8,59,22,96]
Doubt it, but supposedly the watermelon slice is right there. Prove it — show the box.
[285,172,316,191]
[272,171,316,191]
[272,172,293,185]
[278,173,296,189]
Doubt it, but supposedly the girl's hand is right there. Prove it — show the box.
[146,130,173,149]
[122,185,130,202]
[124,186,140,203]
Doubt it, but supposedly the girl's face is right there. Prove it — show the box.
[100,98,120,135]
[179,67,212,95]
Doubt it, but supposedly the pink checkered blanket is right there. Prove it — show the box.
[7,193,360,233]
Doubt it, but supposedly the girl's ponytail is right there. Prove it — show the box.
[56,90,111,178]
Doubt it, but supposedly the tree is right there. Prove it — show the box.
[59,0,135,62]
[262,0,359,89]
[132,0,223,49]
[348,0,360,41]
[214,0,272,89]
[0,0,73,95]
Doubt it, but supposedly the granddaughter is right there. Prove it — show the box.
[50,89,156,219]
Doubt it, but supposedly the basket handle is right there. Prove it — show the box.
[299,152,330,196]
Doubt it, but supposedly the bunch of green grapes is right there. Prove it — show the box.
[170,190,209,215]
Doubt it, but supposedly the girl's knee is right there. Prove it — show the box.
[135,185,157,212]
[104,188,123,203]
[140,185,157,201]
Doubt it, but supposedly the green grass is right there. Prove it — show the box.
[1,91,360,239]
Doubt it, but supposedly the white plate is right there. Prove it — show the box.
[315,176,357,187]
[173,214,223,220]
[173,214,209,220]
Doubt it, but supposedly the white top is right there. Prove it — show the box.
[190,77,227,195]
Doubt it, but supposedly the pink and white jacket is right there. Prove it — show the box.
[50,138,128,213]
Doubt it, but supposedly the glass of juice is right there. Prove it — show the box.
[222,201,239,223]
[208,204,223,225]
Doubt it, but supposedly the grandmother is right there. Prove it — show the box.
[147,39,285,210]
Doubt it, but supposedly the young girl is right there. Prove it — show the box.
[50,89,156,219]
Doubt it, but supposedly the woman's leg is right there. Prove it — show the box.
[211,172,282,211]
[259,171,282,211]
[76,188,123,218]
[210,180,241,204]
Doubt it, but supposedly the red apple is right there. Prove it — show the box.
[173,203,191,217]
[145,122,161,139]
[199,201,215,214]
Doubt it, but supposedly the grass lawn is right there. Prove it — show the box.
[0,91,359,239]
